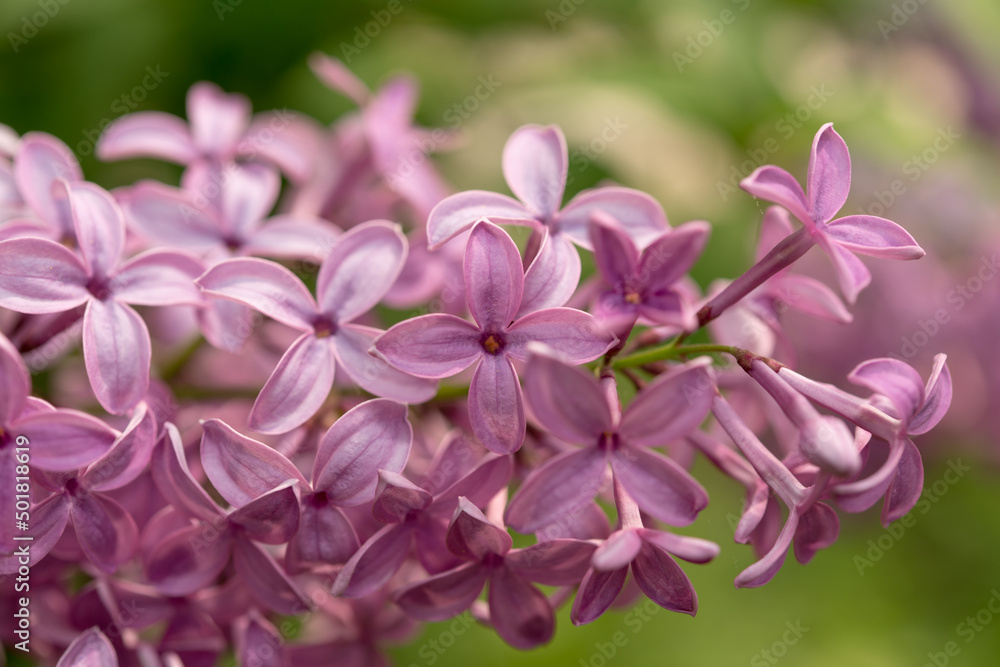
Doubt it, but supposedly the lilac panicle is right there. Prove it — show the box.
[197,220,436,433]
[373,219,615,453]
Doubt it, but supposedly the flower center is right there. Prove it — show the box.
[312,317,338,339]
[481,332,505,355]
[86,275,112,301]
[624,291,642,304]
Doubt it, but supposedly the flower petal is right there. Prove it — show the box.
[488,566,555,649]
[824,215,925,259]
[591,530,642,571]
[0,492,70,573]
[517,231,581,317]
[792,501,840,564]
[465,220,524,331]
[502,124,567,217]
[151,423,224,522]
[819,237,870,304]
[242,215,340,260]
[333,523,414,598]
[848,357,925,422]
[631,541,698,615]
[97,111,198,164]
[468,355,525,454]
[232,533,309,615]
[393,562,487,621]
[520,347,611,443]
[14,132,82,227]
[734,510,798,588]
[196,257,316,330]
[909,354,951,435]
[638,529,720,564]
[71,493,138,573]
[619,359,714,447]
[611,447,708,527]
[881,438,924,526]
[316,220,406,321]
[772,273,852,323]
[188,81,252,157]
[505,446,608,534]
[0,331,29,425]
[589,210,639,286]
[312,399,412,505]
[80,403,157,491]
[331,324,438,403]
[639,220,711,290]
[428,453,513,517]
[506,308,614,364]
[371,314,481,378]
[571,566,628,626]
[446,497,512,560]
[740,166,810,228]
[228,481,301,544]
[56,627,118,667]
[557,187,668,250]
[286,496,359,568]
[372,471,432,524]
[506,538,599,585]
[0,237,89,313]
[112,249,204,306]
[200,418,308,508]
[249,332,335,434]
[806,123,851,223]
[83,299,150,414]
[66,181,126,277]
[426,190,532,249]
[144,523,231,596]
[16,408,118,472]
[117,179,223,249]
[221,162,279,236]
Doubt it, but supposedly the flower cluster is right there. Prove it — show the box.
[0,55,950,665]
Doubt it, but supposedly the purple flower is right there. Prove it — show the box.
[197,220,436,433]
[5,132,83,241]
[393,497,596,649]
[740,123,925,303]
[372,220,615,453]
[504,348,713,533]
[426,124,668,313]
[0,181,205,413]
[56,627,118,667]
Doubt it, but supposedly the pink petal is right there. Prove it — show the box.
[638,529,720,564]
[468,355,525,454]
[755,206,796,262]
[571,566,628,625]
[228,481,301,544]
[520,348,611,443]
[196,257,317,330]
[446,497,513,560]
[112,249,204,306]
[235,613,284,667]
[65,181,126,277]
[0,237,89,313]
[819,237,870,304]
[611,447,708,527]
[286,496,359,568]
[849,357,925,421]
[308,52,370,105]
[631,541,697,615]
[97,111,198,164]
[56,627,118,667]
[333,523,414,598]
[881,438,924,526]
[393,562,488,621]
[772,273,852,323]
[517,231,581,316]
[80,403,157,491]
[188,81,252,157]
[0,492,70,572]
[507,538,598,585]
[371,313,481,378]
[200,418,308,508]
[909,354,951,435]
[426,190,532,249]
[465,220,524,331]
[249,332,335,434]
[557,187,668,250]
[241,111,325,183]
[502,124,567,217]
[591,530,643,571]
[332,323,438,403]
[806,123,851,222]
[504,446,608,534]
[221,163,279,236]
[242,215,340,260]
[639,220,711,289]
[734,511,798,588]
[312,399,412,505]
[232,533,308,614]
[740,166,811,229]
[15,408,118,472]
[144,523,232,596]
[0,331,29,424]
[83,299,150,414]
[506,307,615,364]
[619,359,714,447]
[14,132,82,228]
[824,215,925,259]
[372,471,432,523]
[71,493,138,573]
[117,180,223,249]
[793,501,840,564]
[151,423,225,522]
[488,566,555,649]
[589,211,639,286]
[316,220,406,322]
[427,454,513,516]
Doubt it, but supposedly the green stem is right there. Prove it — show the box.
[612,342,744,369]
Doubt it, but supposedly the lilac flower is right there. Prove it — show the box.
[740,123,925,303]
[0,181,204,413]
[3,132,83,240]
[372,220,615,453]
[590,210,710,336]
[504,348,713,533]
[572,477,719,625]
[97,81,316,183]
[393,497,596,649]
[196,220,436,433]
[779,354,951,524]
[333,452,512,598]
[426,124,668,312]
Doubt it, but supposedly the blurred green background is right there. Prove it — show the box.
[3,0,1000,665]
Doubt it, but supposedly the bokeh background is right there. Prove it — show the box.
[3,0,1000,665]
